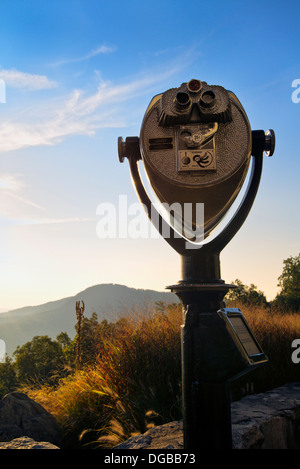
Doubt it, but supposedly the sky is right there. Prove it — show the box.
[0,0,299,311]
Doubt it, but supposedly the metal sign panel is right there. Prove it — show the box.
[220,308,267,365]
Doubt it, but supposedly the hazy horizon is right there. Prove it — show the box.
[0,281,179,314]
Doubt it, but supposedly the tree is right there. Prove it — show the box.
[75,300,85,369]
[76,312,101,366]
[226,279,268,307]
[0,356,18,398]
[13,335,66,384]
[56,331,75,369]
[274,254,300,311]
[56,331,72,350]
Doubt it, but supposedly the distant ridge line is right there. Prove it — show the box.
[0,283,179,356]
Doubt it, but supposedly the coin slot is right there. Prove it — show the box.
[149,137,173,151]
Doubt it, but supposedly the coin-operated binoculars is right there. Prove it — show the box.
[118,79,275,449]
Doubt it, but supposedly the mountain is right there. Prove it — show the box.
[0,284,179,357]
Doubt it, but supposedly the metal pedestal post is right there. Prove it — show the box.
[181,376,232,449]
[168,251,235,450]
[180,300,233,449]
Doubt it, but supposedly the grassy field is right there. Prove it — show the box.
[25,302,300,449]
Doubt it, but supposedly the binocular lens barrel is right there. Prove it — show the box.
[200,90,216,108]
[175,92,191,109]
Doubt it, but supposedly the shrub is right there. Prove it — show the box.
[230,304,300,399]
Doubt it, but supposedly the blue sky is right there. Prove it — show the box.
[0,0,299,310]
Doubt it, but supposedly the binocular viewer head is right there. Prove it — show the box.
[156,78,232,127]
[119,79,275,242]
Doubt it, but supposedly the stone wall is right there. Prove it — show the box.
[115,382,300,449]
[231,382,300,449]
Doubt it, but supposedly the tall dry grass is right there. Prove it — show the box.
[232,304,300,397]
[27,305,182,448]
[26,302,300,448]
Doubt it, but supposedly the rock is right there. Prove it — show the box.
[231,382,300,449]
[0,437,59,449]
[114,382,300,450]
[0,392,61,447]
[115,421,183,449]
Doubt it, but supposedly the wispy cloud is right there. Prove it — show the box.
[0,174,96,226]
[0,69,58,90]
[0,215,95,229]
[0,93,124,152]
[0,174,23,191]
[0,50,194,153]
[4,190,45,210]
[0,174,44,210]
[50,44,116,67]
[0,62,183,152]
[13,216,95,226]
